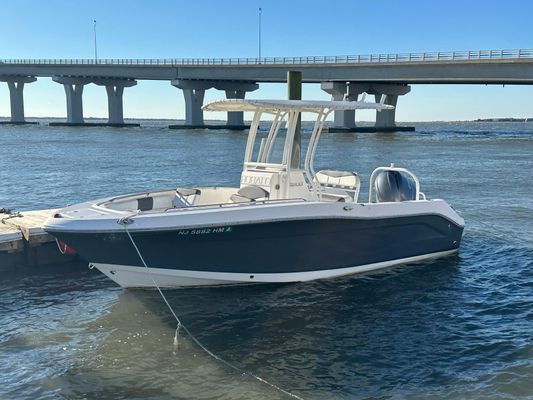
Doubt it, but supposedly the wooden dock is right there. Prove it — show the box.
[0,209,76,269]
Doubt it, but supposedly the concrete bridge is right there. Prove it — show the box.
[1,48,533,130]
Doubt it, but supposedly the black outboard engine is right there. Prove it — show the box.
[375,170,417,202]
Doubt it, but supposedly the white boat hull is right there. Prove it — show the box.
[92,249,458,288]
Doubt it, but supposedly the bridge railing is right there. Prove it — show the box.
[1,48,533,66]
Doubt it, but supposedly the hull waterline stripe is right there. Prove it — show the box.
[93,249,458,287]
[117,215,304,400]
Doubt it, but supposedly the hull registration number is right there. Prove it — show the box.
[177,227,233,236]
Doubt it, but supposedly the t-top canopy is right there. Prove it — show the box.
[202,99,394,113]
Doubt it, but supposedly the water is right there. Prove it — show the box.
[0,121,532,399]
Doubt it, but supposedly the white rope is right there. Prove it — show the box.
[117,216,304,400]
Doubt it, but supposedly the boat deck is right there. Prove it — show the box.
[0,209,76,269]
[0,222,23,252]
[1,209,57,244]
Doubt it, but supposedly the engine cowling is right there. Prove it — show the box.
[374,170,417,202]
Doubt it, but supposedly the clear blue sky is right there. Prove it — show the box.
[1,0,533,121]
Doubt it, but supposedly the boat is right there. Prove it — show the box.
[43,99,464,288]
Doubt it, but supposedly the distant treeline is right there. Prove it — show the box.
[475,118,532,122]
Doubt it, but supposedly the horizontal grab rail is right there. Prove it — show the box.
[163,197,307,213]
[1,48,533,67]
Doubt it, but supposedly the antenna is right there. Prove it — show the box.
[93,19,98,62]
[258,7,262,61]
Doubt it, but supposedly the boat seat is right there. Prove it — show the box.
[173,188,201,208]
[320,189,352,202]
[316,170,359,188]
[315,170,360,202]
[230,186,269,203]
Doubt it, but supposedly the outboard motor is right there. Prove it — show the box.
[375,170,417,202]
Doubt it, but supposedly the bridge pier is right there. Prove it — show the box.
[93,78,138,126]
[0,76,37,124]
[170,80,259,129]
[321,82,362,129]
[367,83,411,130]
[374,94,399,128]
[215,81,259,128]
[322,82,414,132]
[52,77,91,124]
[170,80,213,127]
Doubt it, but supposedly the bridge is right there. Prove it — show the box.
[1,48,533,130]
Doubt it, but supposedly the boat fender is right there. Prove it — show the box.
[56,239,77,255]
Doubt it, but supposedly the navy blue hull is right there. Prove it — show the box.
[51,215,463,273]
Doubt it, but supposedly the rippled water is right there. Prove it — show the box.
[0,121,532,399]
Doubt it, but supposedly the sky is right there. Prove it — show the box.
[1,0,533,121]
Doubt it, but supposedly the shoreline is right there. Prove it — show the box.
[1,117,533,124]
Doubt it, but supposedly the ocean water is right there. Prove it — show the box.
[0,120,532,399]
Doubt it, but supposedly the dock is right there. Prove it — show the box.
[0,209,76,269]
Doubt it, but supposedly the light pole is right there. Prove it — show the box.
[258,7,262,62]
[93,19,98,63]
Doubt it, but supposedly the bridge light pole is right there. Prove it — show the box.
[93,19,98,63]
[258,7,262,62]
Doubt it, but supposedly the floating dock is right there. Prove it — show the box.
[0,209,75,269]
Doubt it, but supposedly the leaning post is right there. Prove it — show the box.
[288,71,302,169]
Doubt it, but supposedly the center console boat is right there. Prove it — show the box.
[43,99,464,288]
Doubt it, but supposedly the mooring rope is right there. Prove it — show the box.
[0,210,23,224]
[117,215,304,400]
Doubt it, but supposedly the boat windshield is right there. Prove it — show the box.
[250,126,287,165]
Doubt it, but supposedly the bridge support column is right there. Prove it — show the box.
[374,94,398,128]
[171,80,214,127]
[94,78,137,125]
[321,82,362,129]
[53,77,91,124]
[182,88,206,126]
[214,81,259,128]
[225,90,245,125]
[0,76,36,123]
[367,84,411,130]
